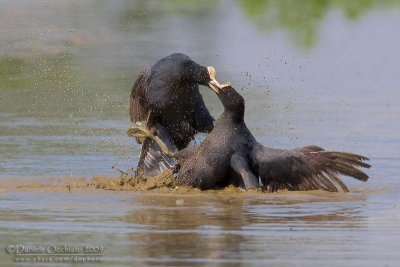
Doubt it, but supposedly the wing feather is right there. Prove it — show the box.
[129,69,151,123]
[250,144,371,192]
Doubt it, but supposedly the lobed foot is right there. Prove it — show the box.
[127,122,155,144]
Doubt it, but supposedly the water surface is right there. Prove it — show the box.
[1,0,399,266]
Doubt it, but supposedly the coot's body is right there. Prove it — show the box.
[130,84,371,192]
[129,53,220,177]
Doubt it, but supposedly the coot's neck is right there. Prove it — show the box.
[181,61,209,85]
[217,87,245,124]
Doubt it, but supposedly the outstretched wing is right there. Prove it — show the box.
[250,144,371,192]
[129,69,151,122]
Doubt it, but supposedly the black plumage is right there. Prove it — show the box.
[129,84,371,192]
[129,53,221,177]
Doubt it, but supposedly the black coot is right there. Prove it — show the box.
[129,53,221,177]
[129,84,371,192]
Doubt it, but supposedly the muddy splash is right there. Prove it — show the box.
[0,170,265,195]
[92,170,180,192]
[0,172,178,193]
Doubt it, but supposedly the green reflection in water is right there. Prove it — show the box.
[237,0,400,47]
[0,55,74,117]
[0,53,125,137]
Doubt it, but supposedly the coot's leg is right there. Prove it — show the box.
[230,153,260,191]
[127,122,176,158]
[136,123,177,177]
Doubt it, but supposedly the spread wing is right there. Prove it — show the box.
[250,144,371,192]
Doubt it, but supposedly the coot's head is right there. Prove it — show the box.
[180,58,221,92]
[213,83,245,122]
[153,53,222,93]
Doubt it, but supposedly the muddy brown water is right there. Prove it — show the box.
[1,1,400,266]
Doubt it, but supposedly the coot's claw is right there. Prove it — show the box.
[127,124,154,144]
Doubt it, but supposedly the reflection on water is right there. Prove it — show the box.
[237,0,400,47]
[1,189,398,265]
[1,0,400,265]
[1,190,387,266]
[126,192,367,264]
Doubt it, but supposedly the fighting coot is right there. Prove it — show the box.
[129,53,221,177]
[129,83,371,192]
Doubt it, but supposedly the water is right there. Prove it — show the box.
[1,0,400,266]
